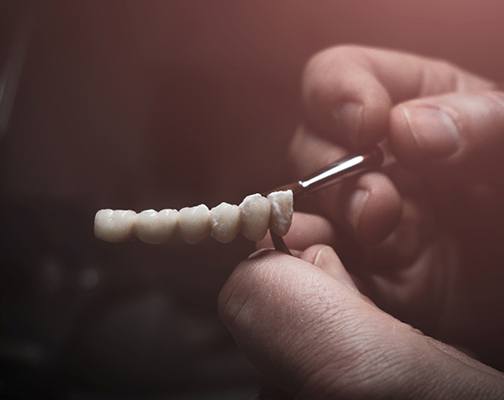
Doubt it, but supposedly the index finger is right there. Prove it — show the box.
[302,45,494,149]
[257,212,337,251]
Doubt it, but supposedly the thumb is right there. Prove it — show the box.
[218,247,504,399]
[390,90,504,181]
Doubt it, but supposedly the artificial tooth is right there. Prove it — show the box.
[178,204,211,244]
[210,202,240,244]
[239,193,271,241]
[157,209,179,239]
[94,209,137,243]
[267,190,294,236]
[135,209,178,244]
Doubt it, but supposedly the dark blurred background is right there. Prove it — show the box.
[0,0,502,398]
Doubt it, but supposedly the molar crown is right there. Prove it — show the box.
[94,209,137,243]
[135,209,179,244]
[178,204,211,244]
[210,202,241,244]
[239,193,271,242]
[268,190,294,236]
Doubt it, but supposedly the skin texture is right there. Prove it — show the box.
[218,46,504,398]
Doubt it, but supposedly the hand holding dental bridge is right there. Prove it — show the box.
[217,46,504,399]
[94,45,504,398]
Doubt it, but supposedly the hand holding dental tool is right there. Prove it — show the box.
[94,147,384,251]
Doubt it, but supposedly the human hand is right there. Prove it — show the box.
[219,248,504,399]
[218,46,504,398]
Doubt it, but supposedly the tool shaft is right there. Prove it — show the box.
[297,148,384,195]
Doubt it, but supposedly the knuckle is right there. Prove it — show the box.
[304,45,361,76]
[306,45,363,67]
[303,44,364,93]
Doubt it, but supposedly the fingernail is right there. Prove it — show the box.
[401,105,460,159]
[332,102,363,146]
[313,246,331,268]
[248,248,274,260]
[348,189,369,233]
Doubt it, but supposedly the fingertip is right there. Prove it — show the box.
[219,250,300,297]
[300,244,329,264]
[256,232,273,250]
[390,103,461,168]
[346,173,403,245]
[302,46,392,148]
[301,244,358,289]
[217,250,283,327]
[258,212,337,251]
[389,105,419,167]
[288,126,347,177]
[390,90,504,173]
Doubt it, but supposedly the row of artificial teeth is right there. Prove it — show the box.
[94,190,293,245]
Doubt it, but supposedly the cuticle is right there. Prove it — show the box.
[404,104,463,157]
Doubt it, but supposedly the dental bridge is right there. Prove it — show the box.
[94,148,384,255]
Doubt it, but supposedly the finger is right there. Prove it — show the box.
[257,212,337,251]
[289,126,347,178]
[300,244,357,290]
[390,90,504,181]
[290,128,403,245]
[218,251,504,398]
[303,45,494,148]
[344,171,402,245]
[219,250,399,396]
[361,199,428,269]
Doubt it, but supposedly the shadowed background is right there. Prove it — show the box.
[0,0,503,398]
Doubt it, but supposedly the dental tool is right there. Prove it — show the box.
[268,147,384,255]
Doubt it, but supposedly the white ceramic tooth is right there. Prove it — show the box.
[239,193,271,241]
[94,209,137,243]
[267,190,294,236]
[157,209,179,240]
[135,209,178,244]
[178,204,210,244]
[94,209,114,242]
[210,202,240,244]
